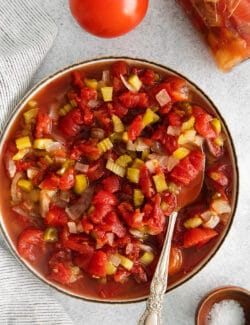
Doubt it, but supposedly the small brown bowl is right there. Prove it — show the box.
[196,286,250,325]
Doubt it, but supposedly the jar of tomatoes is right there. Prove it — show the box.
[177,0,250,71]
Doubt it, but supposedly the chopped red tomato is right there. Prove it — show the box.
[195,112,217,139]
[102,175,120,193]
[87,251,108,277]
[59,167,75,191]
[39,173,60,190]
[183,228,218,248]
[35,112,52,138]
[17,228,45,262]
[152,126,179,154]
[59,108,83,137]
[139,165,154,198]
[119,92,149,109]
[128,114,143,141]
[112,60,128,77]
[45,205,68,227]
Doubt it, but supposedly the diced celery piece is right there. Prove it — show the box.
[210,118,221,134]
[17,179,33,192]
[183,216,203,229]
[15,136,32,150]
[101,87,113,102]
[141,149,150,160]
[127,167,140,184]
[119,255,133,271]
[33,138,53,150]
[44,227,58,242]
[23,108,38,124]
[106,160,125,177]
[133,189,144,207]
[84,78,98,89]
[59,104,72,117]
[132,158,144,168]
[178,129,196,145]
[153,173,168,192]
[142,108,160,127]
[74,174,88,195]
[128,74,142,91]
[181,116,195,131]
[139,251,154,265]
[112,115,125,133]
[106,262,117,275]
[12,148,30,161]
[115,154,132,168]
[97,137,113,153]
[214,136,224,146]
[56,159,75,175]
[122,131,129,142]
[173,147,190,160]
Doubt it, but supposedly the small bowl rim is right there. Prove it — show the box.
[196,285,250,325]
[0,56,240,303]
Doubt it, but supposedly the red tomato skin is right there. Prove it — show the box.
[183,228,218,248]
[69,0,149,38]
[87,251,108,277]
[17,228,45,262]
[45,205,68,227]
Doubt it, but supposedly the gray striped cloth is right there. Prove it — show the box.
[0,1,73,324]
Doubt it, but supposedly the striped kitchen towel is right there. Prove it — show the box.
[0,1,73,324]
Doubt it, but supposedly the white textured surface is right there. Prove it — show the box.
[4,0,250,324]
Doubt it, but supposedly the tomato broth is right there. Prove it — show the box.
[0,59,237,301]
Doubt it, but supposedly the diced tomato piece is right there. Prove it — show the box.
[120,208,144,229]
[74,252,94,272]
[113,268,130,283]
[112,100,128,118]
[118,201,134,218]
[170,150,203,186]
[195,112,217,139]
[168,77,189,102]
[35,112,52,138]
[128,114,143,141]
[79,102,94,125]
[94,108,112,131]
[59,167,75,191]
[90,204,114,224]
[45,205,68,227]
[72,70,85,88]
[70,141,101,161]
[168,111,182,126]
[139,69,156,86]
[81,87,97,101]
[161,192,177,215]
[112,61,128,77]
[139,164,154,198]
[206,138,224,158]
[102,175,120,193]
[183,228,218,248]
[113,76,126,93]
[64,234,94,254]
[103,212,126,238]
[87,251,108,277]
[133,264,148,283]
[81,218,94,234]
[93,190,117,206]
[60,108,83,137]
[144,194,165,235]
[39,173,60,190]
[119,92,149,109]
[17,228,45,262]
[152,126,178,154]
[87,160,105,181]
[206,163,230,187]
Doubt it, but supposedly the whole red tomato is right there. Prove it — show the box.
[69,0,149,38]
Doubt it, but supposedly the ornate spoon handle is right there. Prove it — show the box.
[138,211,178,325]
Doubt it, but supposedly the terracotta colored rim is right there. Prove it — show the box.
[0,56,239,303]
[196,286,250,325]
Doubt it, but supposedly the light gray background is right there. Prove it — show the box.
[30,0,250,324]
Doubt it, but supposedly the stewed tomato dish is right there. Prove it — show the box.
[0,60,235,300]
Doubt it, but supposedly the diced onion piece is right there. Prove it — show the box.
[68,221,77,234]
[167,125,181,136]
[12,205,29,217]
[139,244,154,252]
[193,135,204,147]
[102,70,110,83]
[134,137,150,151]
[60,190,70,202]
[203,215,220,229]
[91,127,105,139]
[120,74,137,93]
[125,243,134,255]
[101,87,113,102]
[106,232,115,246]
[65,187,93,220]
[45,141,63,153]
[129,228,147,239]
[145,159,159,173]
[166,155,180,172]
[109,254,121,267]
[128,74,142,91]
[119,254,133,271]
[15,136,32,150]
[39,190,57,218]
[211,199,232,214]
[88,99,101,108]
[33,138,53,150]
[75,162,89,173]
[11,172,23,203]
[139,251,154,265]
[6,157,16,178]
[155,89,171,107]
[173,147,190,160]
[148,154,169,169]
[106,159,125,177]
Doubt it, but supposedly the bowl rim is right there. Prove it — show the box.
[196,285,250,324]
[0,56,240,303]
